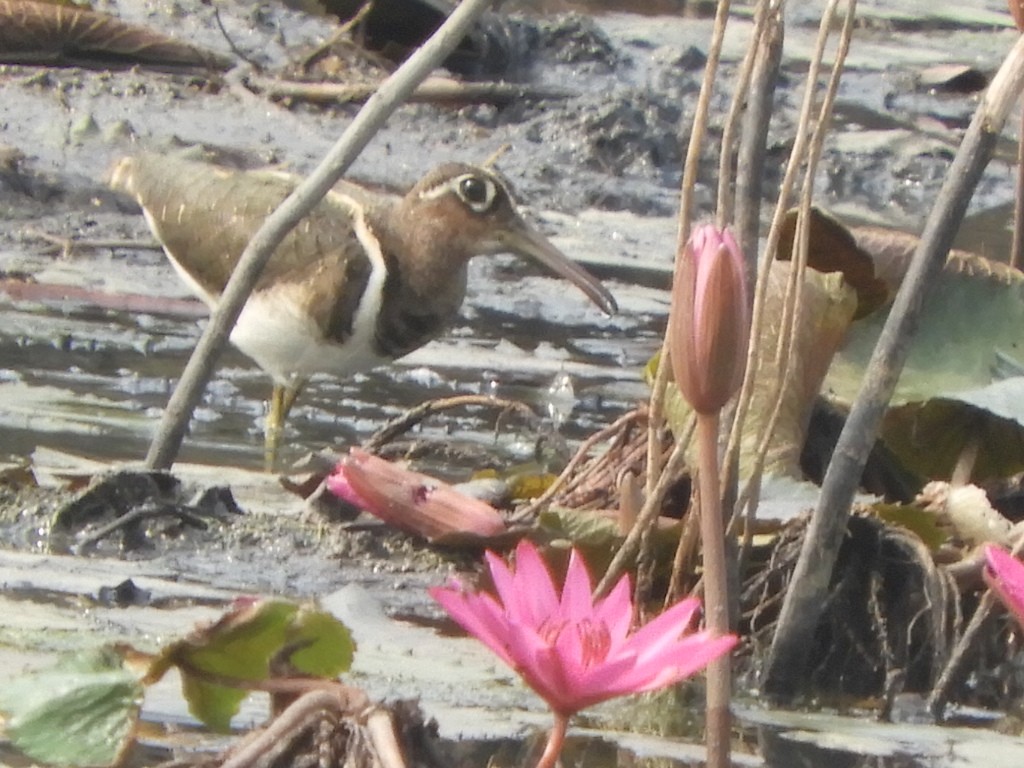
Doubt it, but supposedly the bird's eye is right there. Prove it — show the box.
[456,175,497,213]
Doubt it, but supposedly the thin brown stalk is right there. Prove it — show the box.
[646,0,733,500]
[715,0,774,224]
[595,415,695,598]
[734,1,783,265]
[729,0,857,543]
[535,713,570,768]
[362,394,536,451]
[721,0,846,518]
[664,500,701,606]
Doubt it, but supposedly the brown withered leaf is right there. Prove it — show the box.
[848,222,1019,295]
[0,0,233,71]
[778,207,890,319]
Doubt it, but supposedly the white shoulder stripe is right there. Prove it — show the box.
[335,191,388,354]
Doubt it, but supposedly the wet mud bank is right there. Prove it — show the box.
[1,0,1023,765]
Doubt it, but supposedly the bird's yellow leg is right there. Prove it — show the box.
[263,382,306,472]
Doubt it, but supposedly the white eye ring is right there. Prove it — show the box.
[453,174,497,213]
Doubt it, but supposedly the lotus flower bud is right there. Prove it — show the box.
[669,224,750,415]
[326,449,507,542]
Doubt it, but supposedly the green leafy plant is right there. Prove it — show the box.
[0,598,354,766]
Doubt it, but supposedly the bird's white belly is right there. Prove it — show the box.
[156,189,391,388]
[229,288,388,386]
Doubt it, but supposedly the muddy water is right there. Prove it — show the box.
[0,1,1017,471]
[1,0,1023,766]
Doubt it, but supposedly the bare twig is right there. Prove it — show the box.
[733,2,783,269]
[362,394,537,452]
[664,498,700,606]
[73,501,207,553]
[644,0,733,504]
[211,4,259,69]
[23,228,162,257]
[300,0,377,73]
[715,0,774,225]
[511,408,644,523]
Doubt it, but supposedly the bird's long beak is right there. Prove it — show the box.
[499,222,617,315]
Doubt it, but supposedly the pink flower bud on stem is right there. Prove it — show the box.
[669,224,749,416]
[668,224,750,768]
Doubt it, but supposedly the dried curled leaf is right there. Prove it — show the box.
[0,0,233,71]
[778,207,889,319]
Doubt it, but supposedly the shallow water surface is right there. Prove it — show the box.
[1,1,1023,766]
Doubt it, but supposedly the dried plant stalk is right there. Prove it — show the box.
[731,0,858,550]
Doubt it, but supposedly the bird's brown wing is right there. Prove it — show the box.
[107,154,374,311]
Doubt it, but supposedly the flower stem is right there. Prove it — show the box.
[535,712,570,768]
[697,412,731,768]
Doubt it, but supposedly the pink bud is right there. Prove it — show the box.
[325,449,507,542]
[669,224,750,415]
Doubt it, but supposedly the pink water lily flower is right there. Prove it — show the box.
[430,539,737,768]
[984,544,1024,628]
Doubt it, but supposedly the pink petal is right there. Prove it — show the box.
[507,540,561,628]
[501,619,575,712]
[484,549,519,612]
[550,615,589,678]
[484,547,529,625]
[620,598,702,663]
[559,651,642,711]
[985,544,1024,628]
[559,548,595,621]
[592,574,633,643]
[429,585,515,667]
[617,632,738,694]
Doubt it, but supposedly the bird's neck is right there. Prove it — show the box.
[363,199,470,359]
[368,199,471,303]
